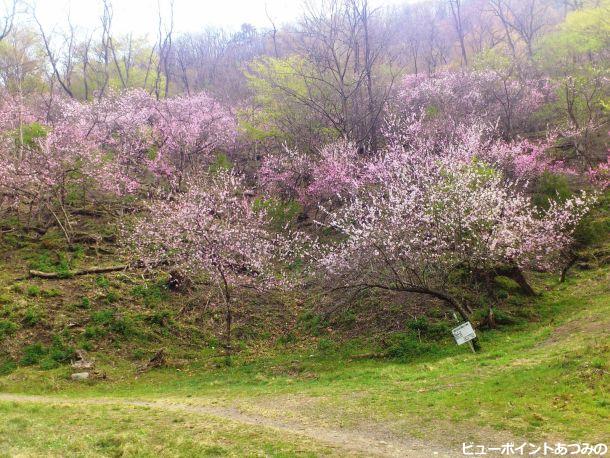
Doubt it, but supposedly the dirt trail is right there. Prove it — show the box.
[0,392,460,457]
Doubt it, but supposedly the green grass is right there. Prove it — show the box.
[1,264,608,453]
[0,401,342,457]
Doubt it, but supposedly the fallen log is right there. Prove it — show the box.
[28,265,127,279]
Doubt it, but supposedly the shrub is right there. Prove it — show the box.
[208,153,233,173]
[297,311,328,336]
[77,297,91,309]
[0,359,16,375]
[26,285,41,297]
[20,343,47,366]
[84,325,106,340]
[406,317,451,341]
[532,172,573,210]
[96,275,110,288]
[252,197,302,230]
[0,319,18,339]
[90,310,133,336]
[104,291,118,304]
[41,288,61,298]
[145,310,172,327]
[131,282,169,307]
[384,332,441,361]
[277,332,297,345]
[22,308,42,327]
[91,309,115,325]
[317,337,337,354]
[27,251,72,276]
[20,337,75,368]
[48,336,75,364]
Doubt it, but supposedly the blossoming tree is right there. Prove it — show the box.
[126,171,290,352]
[315,141,593,320]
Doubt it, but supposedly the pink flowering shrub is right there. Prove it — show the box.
[588,154,610,189]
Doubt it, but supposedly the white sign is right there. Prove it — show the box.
[451,321,476,345]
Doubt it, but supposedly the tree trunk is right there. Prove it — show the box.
[225,298,232,356]
[560,253,578,283]
[496,266,536,296]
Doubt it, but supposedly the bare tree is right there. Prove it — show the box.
[153,0,174,99]
[0,0,17,42]
[32,6,74,98]
[261,0,399,152]
[447,0,468,66]
[489,0,556,59]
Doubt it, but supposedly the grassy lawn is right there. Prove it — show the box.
[1,264,608,456]
[0,400,346,457]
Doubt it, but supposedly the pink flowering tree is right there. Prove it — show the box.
[314,144,593,321]
[0,89,237,238]
[396,70,552,139]
[259,140,374,209]
[258,146,312,202]
[125,171,291,353]
[155,92,237,186]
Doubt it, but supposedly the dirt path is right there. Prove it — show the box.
[0,392,459,457]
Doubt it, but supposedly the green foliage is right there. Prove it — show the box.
[243,56,335,145]
[473,47,513,73]
[532,172,573,210]
[253,197,302,230]
[0,358,17,375]
[494,276,521,292]
[538,0,610,59]
[573,191,610,248]
[22,307,42,327]
[208,153,233,174]
[0,319,18,339]
[26,285,41,297]
[42,288,61,298]
[91,309,115,325]
[536,1,610,126]
[317,337,337,355]
[20,343,47,366]
[277,332,297,345]
[96,275,110,288]
[76,297,91,309]
[384,332,441,361]
[84,325,105,340]
[104,291,119,304]
[20,337,75,368]
[145,310,172,327]
[13,122,48,150]
[27,250,73,277]
[297,311,328,336]
[91,310,133,336]
[405,317,451,341]
[131,282,169,307]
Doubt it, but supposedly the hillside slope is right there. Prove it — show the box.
[1,248,608,456]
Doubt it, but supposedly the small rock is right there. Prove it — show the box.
[71,360,94,370]
[71,350,94,370]
[70,372,90,381]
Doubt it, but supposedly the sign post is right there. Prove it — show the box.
[451,319,477,353]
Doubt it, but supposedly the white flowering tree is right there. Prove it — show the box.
[126,171,288,353]
[316,150,593,321]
